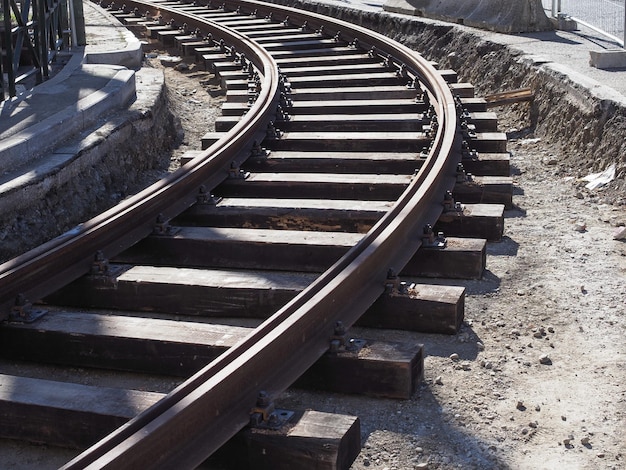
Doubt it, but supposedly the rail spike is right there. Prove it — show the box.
[10,294,47,323]
[329,321,366,354]
[153,213,180,236]
[249,391,294,430]
[422,224,447,248]
[196,185,222,205]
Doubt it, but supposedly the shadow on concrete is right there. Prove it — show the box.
[519,31,582,46]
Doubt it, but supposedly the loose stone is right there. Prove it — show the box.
[539,354,552,365]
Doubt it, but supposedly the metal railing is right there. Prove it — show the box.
[0,0,70,101]
[543,0,625,48]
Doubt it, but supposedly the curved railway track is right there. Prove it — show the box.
[0,1,511,468]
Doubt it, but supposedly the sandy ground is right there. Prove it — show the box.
[1,40,625,470]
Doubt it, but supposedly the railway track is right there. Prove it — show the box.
[0,0,512,468]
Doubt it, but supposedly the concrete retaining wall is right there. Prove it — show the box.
[0,69,179,262]
[383,0,553,33]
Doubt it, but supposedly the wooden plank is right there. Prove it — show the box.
[434,203,505,241]
[201,131,228,149]
[448,82,474,98]
[1,314,422,398]
[252,32,323,44]
[222,69,408,89]
[114,226,363,272]
[173,197,392,232]
[260,38,346,52]
[458,97,487,112]
[438,69,457,83]
[453,175,513,208]
[265,131,429,152]
[277,62,385,77]
[46,267,464,334]
[212,61,246,74]
[281,71,404,88]
[215,172,411,200]
[403,237,486,280]
[0,312,248,376]
[240,151,421,174]
[180,40,212,57]
[173,198,502,241]
[217,410,361,470]
[118,229,487,278]
[274,113,425,132]
[145,25,173,40]
[1,375,360,469]
[264,45,354,58]
[0,374,162,448]
[173,34,201,50]
[157,29,185,46]
[243,27,312,39]
[484,87,534,108]
[274,52,374,67]
[361,283,465,334]
[470,132,508,153]
[45,266,314,317]
[461,151,510,176]
[225,85,418,102]
[237,150,506,176]
[221,98,424,114]
[296,339,424,399]
[466,111,499,131]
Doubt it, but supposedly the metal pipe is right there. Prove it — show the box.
[68,0,77,47]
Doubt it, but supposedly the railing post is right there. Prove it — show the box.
[2,0,16,97]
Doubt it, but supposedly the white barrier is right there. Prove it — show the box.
[543,0,625,48]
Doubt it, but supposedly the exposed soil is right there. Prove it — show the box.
[1,17,625,470]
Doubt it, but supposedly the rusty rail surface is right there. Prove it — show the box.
[2,0,459,467]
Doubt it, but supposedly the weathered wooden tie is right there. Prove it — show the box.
[1,312,423,398]
[0,375,360,470]
[45,265,465,334]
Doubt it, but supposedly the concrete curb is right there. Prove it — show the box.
[383,0,553,33]
[0,66,136,175]
[83,5,144,69]
[0,68,163,215]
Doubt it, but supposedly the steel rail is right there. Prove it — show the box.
[0,3,280,319]
[61,1,460,468]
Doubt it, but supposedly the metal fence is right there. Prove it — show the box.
[542,0,625,47]
[1,0,70,101]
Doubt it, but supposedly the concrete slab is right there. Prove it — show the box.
[589,50,626,70]
[383,0,553,33]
